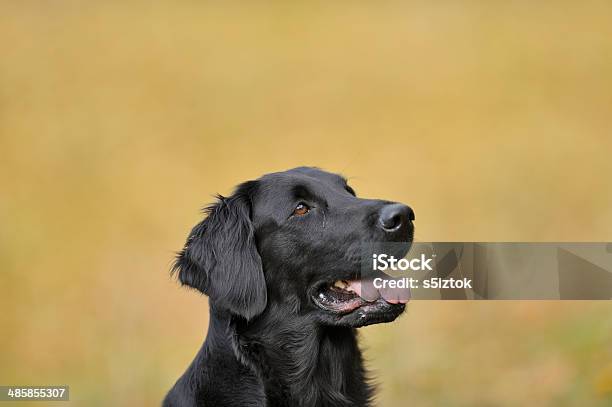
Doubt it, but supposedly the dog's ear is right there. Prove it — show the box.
[172,181,266,320]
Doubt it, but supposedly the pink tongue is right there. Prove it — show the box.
[346,279,410,304]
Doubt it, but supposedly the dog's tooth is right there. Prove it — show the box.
[333,280,347,290]
[340,281,354,292]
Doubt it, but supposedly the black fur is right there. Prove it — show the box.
[164,167,414,407]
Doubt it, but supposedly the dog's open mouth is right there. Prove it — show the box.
[313,279,409,314]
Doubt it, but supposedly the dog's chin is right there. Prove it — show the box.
[311,281,407,328]
[336,300,405,328]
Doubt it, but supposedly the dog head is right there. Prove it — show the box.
[173,167,414,327]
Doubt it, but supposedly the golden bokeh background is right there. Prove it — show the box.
[1,1,611,406]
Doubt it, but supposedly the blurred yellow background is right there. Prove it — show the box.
[1,1,611,406]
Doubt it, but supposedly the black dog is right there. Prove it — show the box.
[164,167,414,407]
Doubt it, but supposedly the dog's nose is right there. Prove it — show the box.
[379,204,414,232]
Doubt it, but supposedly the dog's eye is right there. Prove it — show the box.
[293,203,310,216]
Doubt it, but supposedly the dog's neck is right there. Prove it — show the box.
[204,303,372,407]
